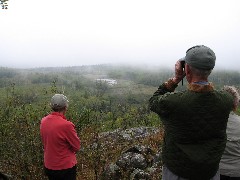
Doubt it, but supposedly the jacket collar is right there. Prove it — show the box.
[51,112,67,120]
[188,82,214,93]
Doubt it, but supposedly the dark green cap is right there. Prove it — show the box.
[182,45,216,70]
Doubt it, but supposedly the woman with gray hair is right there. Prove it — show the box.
[220,86,240,180]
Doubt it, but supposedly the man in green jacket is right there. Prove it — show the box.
[149,45,234,180]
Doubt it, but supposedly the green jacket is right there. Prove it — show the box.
[149,82,233,180]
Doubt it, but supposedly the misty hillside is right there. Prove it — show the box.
[1,64,240,88]
[0,64,240,179]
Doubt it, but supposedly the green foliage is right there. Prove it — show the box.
[0,84,49,179]
[209,70,240,88]
[95,80,109,97]
[0,67,18,78]
[107,65,173,87]
[235,106,240,116]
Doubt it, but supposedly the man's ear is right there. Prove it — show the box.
[185,64,192,82]
[185,64,190,74]
[61,106,67,114]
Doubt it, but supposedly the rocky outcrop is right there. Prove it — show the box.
[99,127,160,142]
[101,145,162,180]
[99,127,162,180]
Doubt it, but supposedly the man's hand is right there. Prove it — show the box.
[173,60,186,84]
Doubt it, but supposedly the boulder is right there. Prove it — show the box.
[101,145,162,180]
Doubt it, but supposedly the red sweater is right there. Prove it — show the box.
[40,112,80,170]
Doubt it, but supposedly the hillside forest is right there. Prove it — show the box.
[1,64,240,179]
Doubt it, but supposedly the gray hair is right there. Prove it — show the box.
[223,85,240,111]
[50,94,69,112]
[188,65,212,79]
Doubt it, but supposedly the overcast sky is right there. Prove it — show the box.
[0,0,240,69]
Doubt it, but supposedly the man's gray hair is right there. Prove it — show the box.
[188,65,212,78]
